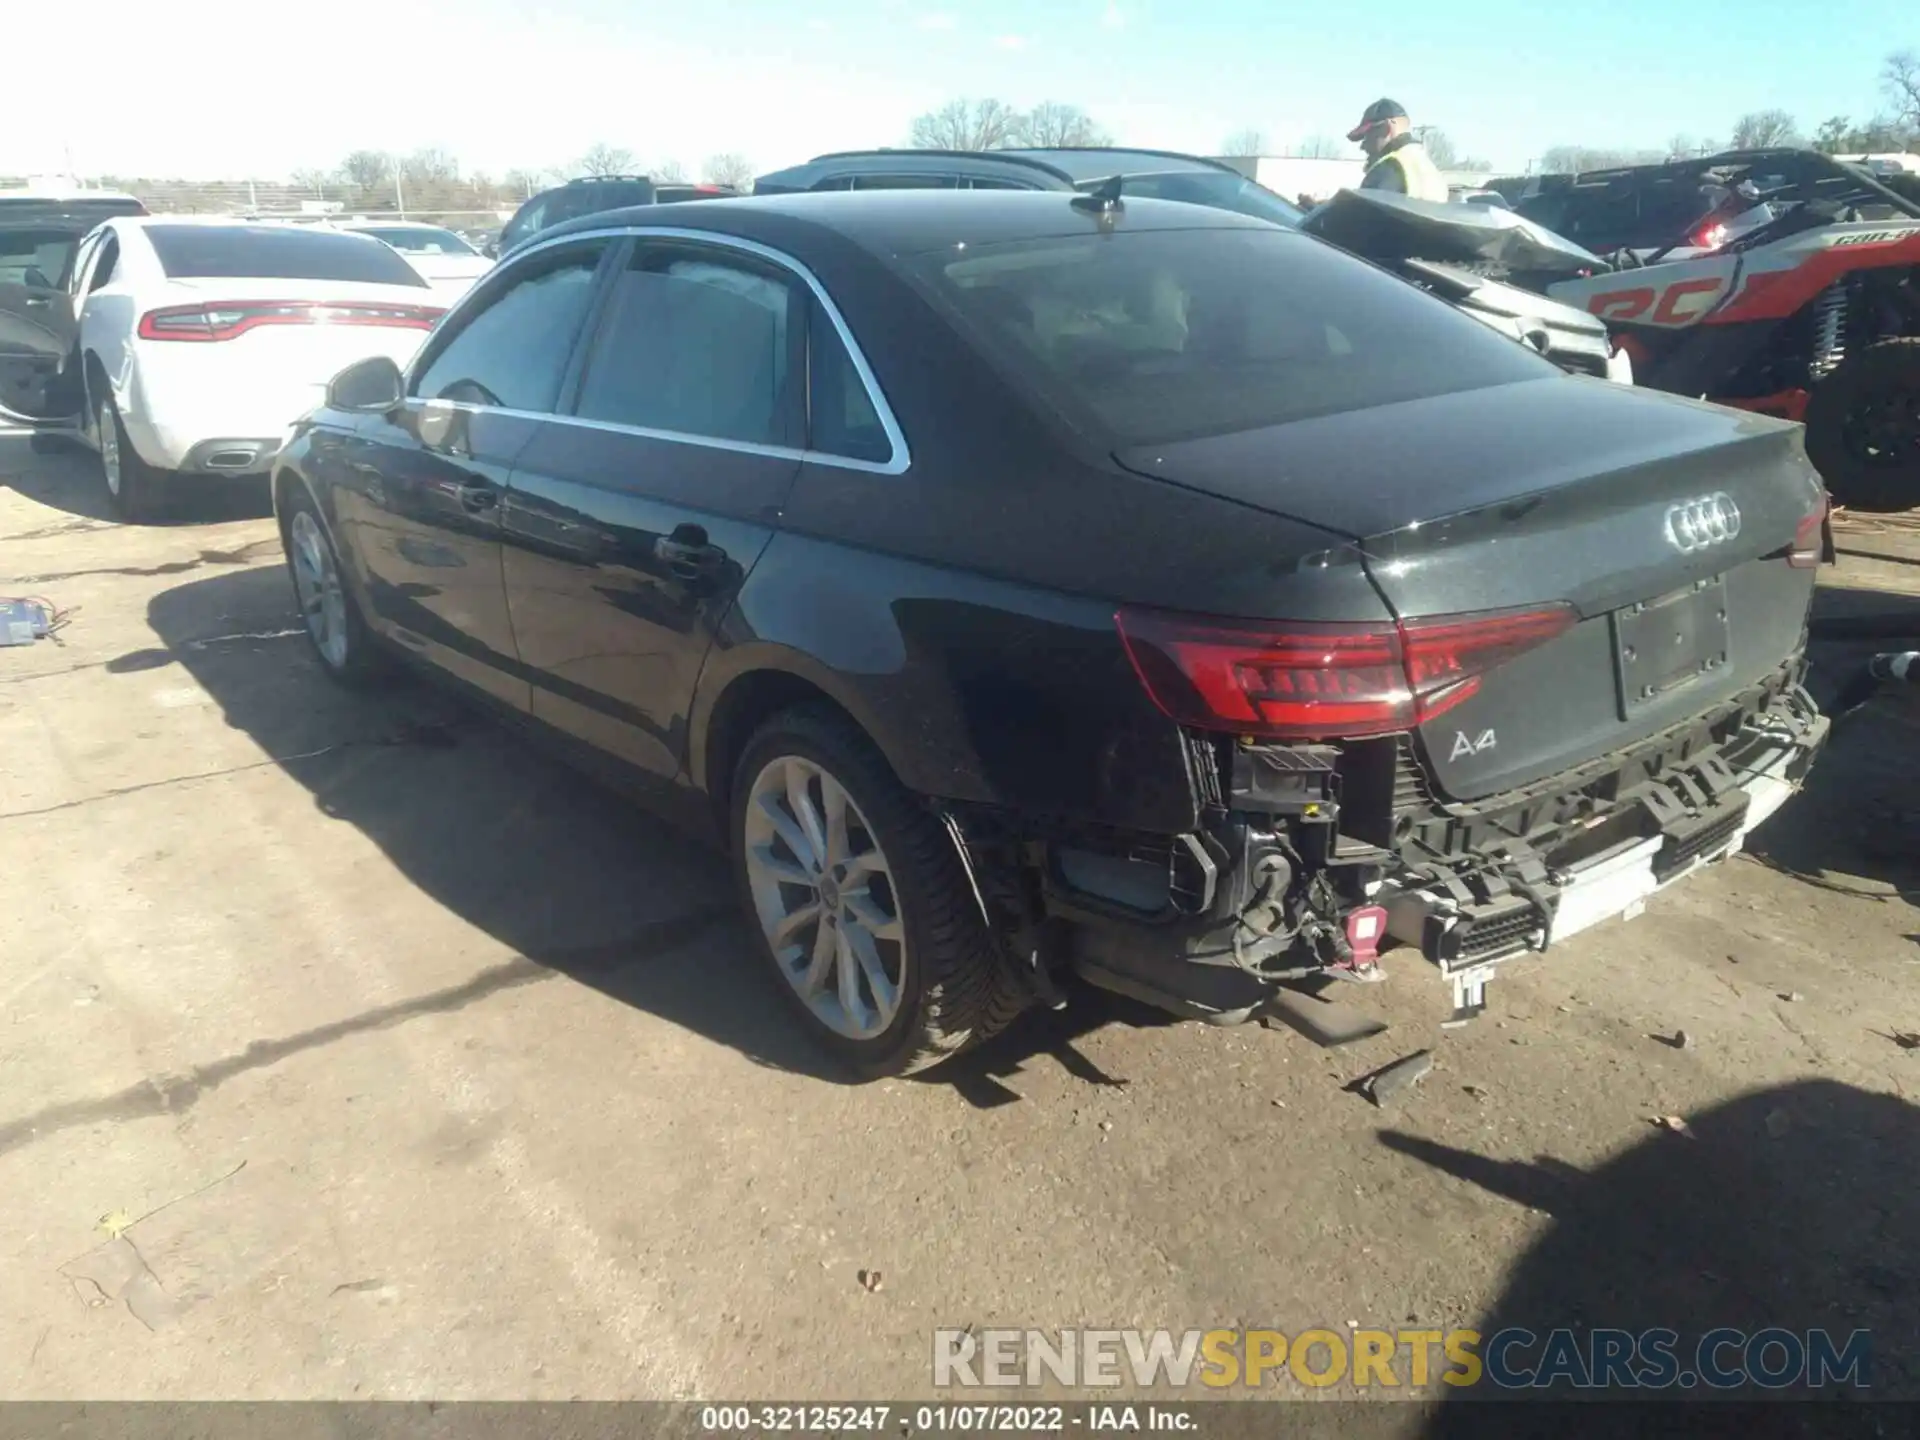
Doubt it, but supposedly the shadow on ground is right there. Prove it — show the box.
[1743,626,1920,910]
[1391,1078,1919,1422]
[144,563,1167,1100]
[0,435,272,530]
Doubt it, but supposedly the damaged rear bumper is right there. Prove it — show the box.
[1046,678,1829,1025]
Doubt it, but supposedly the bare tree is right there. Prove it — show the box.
[1885,49,1920,130]
[340,150,392,189]
[1221,127,1268,156]
[503,168,545,198]
[401,147,460,184]
[1728,109,1799,150]
[909,98,1024,150]
[654,158,689,183]
[1538,144,1666,175]
[1412,125,1459,169]
[1018,102,1111,147]
[576,142,636,177]
[290,167,332,197]
[1297,134,1342,159]
[1667,133,1704,159]
[703,153,757,189]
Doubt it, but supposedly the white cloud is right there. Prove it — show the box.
[994,34,1029,50]
[918,12,958,30]
[1100,2,1126,28]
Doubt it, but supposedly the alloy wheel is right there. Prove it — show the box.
[741,755,907,1040]
[98,398,121,497]
[289,510,350,670]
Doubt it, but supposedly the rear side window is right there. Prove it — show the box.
[412,244,605,411]
[808,305,891,463]
[911,227,1553,447]
[144,225,426,286]
[573,248,797,448]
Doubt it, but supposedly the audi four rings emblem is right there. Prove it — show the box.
[1663,493,1742,553]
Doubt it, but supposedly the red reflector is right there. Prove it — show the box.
[1788,491,1829,569]
[1345,904,1387,962]
[1116,603,1576,741]
[1692,221,1730,251]
[137,300,444,342]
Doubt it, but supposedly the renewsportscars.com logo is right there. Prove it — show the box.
[933,1327,1872,1392]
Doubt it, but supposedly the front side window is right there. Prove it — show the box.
[572,247,797,448]
[89,235,120,291]
[910,227,1554,447]
[411,244,605,411]
[0,228,80,290]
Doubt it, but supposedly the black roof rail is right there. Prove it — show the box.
[1006,144,1249,177]
[567,173,654,185]
[801,148,1079,183]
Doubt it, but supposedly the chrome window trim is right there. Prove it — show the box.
[415,222,911,476]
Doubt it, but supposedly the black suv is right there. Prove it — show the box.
[754,147,1306,227]
[495,175,737,256]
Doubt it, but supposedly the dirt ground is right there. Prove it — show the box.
[3,434,1919,1403]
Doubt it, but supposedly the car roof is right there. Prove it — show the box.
[537,187,1274,257]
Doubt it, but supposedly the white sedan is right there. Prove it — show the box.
[52,218,446,519]
[335,221,494,300]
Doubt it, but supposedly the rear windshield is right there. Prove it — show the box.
[144,224,427,286]
[1094,172,1304,227]
[909,227,1552,447]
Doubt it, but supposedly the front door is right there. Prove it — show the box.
[331,236,614,709]
[500,236,808,779]
[0,223,85,424]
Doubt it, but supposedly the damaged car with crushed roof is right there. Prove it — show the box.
[274,188,1833,1078]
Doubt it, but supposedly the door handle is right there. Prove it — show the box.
[653,524,725,581]
[457,476,499,513]
[23,295,51,308]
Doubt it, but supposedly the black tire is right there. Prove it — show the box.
[279,487,388,689]
[96,390,166,521]
[730,705,1029,1079]
[1804,337,1920,514]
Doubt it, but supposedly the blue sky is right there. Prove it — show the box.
[11,0,1914,181]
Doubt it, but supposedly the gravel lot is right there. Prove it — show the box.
[4,435,1919,1402]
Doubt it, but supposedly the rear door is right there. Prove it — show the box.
[332,237,616,708]
[499,235,810,779]
[0,220,85,423]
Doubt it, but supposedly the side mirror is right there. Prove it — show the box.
[327,355,405,412]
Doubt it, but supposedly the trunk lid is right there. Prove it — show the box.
[1116,376,1825,801]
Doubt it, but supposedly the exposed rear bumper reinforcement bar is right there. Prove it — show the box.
[1379,708,1830,1018]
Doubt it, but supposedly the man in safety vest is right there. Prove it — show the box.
[1347,98,1448,201]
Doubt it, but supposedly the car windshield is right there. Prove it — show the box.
[143,224,428,285]
[354,225,478,256]
[1086,171,1304,227]
[910,227,1552,447]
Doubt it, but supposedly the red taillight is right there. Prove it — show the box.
[1788,492,1830,569]
[137,300,445,342]
[1116,604,1576,741]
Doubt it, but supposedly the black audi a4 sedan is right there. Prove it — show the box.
[274,189,1831,1077]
